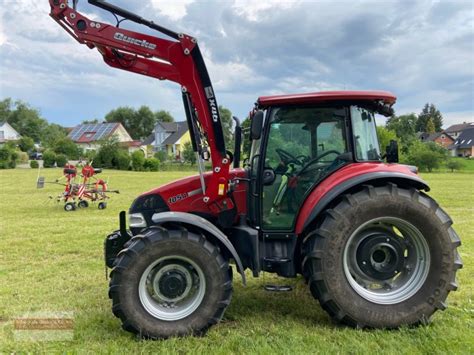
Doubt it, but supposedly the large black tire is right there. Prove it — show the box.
[302,184,462,328]
[109,226,233,338]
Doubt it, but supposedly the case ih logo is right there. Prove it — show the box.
[114,32,157,50]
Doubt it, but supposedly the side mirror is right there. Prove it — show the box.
[263,168,276,185]
[385,140,399,163]
[251,110,264,140]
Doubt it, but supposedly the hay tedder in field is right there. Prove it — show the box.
[37,162,119,211]
[50,0,462,339]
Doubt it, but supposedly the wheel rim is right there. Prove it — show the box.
[343,217,430,305]
[138,256,206,321]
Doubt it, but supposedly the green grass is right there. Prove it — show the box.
[0,169,472,353]
[449,157,474,172]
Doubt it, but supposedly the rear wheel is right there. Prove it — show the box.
[98,202,107,210]
[302,184,462,328]
[109,227,233,338]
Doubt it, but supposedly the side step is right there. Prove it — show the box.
[263,284,293,292]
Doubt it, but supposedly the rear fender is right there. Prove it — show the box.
[151,211,246,285]
[296,171,429,234]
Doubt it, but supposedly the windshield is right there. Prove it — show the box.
[351,106,381,161]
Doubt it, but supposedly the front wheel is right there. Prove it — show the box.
[108,227,233,338]
[303,184,462,328]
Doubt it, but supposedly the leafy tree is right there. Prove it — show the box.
[52,137,80,159]
[18,136,35,152]
[376,126,397,153]
[425,118,436,134]
[144,158,160,171]
[30,160,39,169]
[131,150,145,171]
[114,150,131,170]
[446,159,463,172]
[42,150,57,168]
[3,100,47,142]
[0,145,18,169]
[219,105,234,150]
[182,141,196,165]
[154,150,168,162]
[82,119,100,124]
[386,113,418,140]
[241,117,251,160]
[105,106,175,140]
[154,110,174,123]
[105,106,136,137]
[42,123,68,147]
[417,103,443,132]
[55,154,68,167]
[94,137,121,168]
[406,141,447,172]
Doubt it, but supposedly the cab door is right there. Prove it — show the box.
[258,106,350,231]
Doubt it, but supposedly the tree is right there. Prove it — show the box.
[18,137,35,152]
[131,150,145,171]
[82,118,100,124]
[115,150,131,170]
[154,110,174,123]
[218,105,233,151]
[182,141,196,165]
[94,137,121,168]
[42,150,57,168]
[446,159,463,172]
[3,100,47,142]
[376,126,397,153]
[425,118,435,134]
[386,113,418,140]
[406,141,447,172]
[105,106,136,136]
[0,145,18,169]
[417,103,443,132]
[42,123,68,147]
[241,117,251,160]
[105,106,173,140]
[52,137,81,159]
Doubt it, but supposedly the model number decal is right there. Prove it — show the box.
[168,193,188,204]
[168,188,203,204]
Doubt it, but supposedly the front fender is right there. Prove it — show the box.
[295,164,429,234]
[151,211,246,285]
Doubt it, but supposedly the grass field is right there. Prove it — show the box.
[0,168,472,353]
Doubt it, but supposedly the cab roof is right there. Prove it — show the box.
[257,90,396,108]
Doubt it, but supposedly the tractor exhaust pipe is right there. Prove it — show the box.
[233,116,242,169]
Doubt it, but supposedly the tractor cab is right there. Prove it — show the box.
[245,91,395,231]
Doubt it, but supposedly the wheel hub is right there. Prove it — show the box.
[158,271,187,299]
[356,232,406,280]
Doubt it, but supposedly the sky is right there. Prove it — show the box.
[0,0,473,128]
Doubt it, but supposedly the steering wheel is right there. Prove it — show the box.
[276,148,304,166]
[297,150,341,176]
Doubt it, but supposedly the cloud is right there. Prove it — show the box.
[150,0,195,21]
[0,0,472,128]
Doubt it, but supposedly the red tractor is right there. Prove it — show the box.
[50,0,462,339]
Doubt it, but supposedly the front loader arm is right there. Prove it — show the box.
[49,0,230,204]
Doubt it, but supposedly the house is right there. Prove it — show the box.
[419,131,455,149]
[146,121,190,160]
[445,122,474,140]
[449,128,474,157]
[0,122,21,145]
[68,122,143,154]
